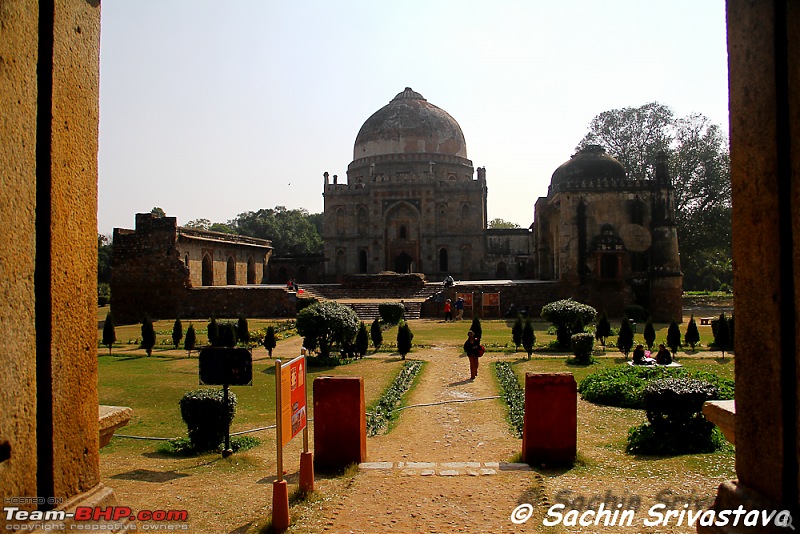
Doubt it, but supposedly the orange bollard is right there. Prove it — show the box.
[272,479,290,530]
[299,451,315,493]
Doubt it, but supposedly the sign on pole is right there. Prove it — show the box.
[280,356,307,447]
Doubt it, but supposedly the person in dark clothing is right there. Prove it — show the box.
[463,330,482,380]
[655,343,672,365]
[632,344,646,365]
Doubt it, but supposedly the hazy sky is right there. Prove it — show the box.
[98,1,729,236]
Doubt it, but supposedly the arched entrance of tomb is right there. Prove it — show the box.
[226,256,236,285]
[384,201,420,273]
[247,257,256,284]
[202,254,213,286]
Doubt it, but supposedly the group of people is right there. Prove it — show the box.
[632,343,673,365]
[443,297,465,321]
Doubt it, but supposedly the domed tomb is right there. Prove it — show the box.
[353,87,468,161]
[549,145,627,193]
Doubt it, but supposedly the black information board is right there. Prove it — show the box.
[199,347,253,386]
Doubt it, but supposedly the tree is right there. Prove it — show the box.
[97,234,113,284]
[141,316,156,357]
[511,315,523,351]
[714,312,732,359]
[488,218,521,229]
[685,315,700,350]
[355,322,369,358]
[102,312,116,355]
[172,318,183,349]
[150,207,166,218]
[207,317,219,346]
[521,318,535,360]
[185,324,197,356]
[617,318,634,359]
[469,317,483,341]
[370,318,383,351]
[541,299,597,349]
[667,320,682,358]
[397,321,414,360]
[594,312,611,352]
[643,318,656,350]
[296,301,359,358]
[185,218,211,230]
[237,314,250,345]
[263,326,277,357]
[227,206,323,255]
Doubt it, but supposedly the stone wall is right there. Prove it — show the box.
[421,282,559,319]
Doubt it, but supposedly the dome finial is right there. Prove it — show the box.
[392,87,426,102]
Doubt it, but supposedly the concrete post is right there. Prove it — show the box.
[522,372,577,466]
[313,377,366,471]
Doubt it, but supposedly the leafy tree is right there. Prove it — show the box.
[617,317,634,359]
[303,334,317,355]
[237,314,250,345]
[185,218,211,230]
[594,312,611,351]
[541,299,597,349]
[355,322,369,358]
[370,318,383,351]
[263,326,277,357]
[667,320,682,358]
[184,324,197,356]
[172,318,183,349]
[141,316,156,357]
[397,321,414,360]
[215,322,238,347]
[522,318,535,360]
[714,312,732,359]
[150,207,166,218]
[296,301,359,358]
[685,315,700,350]
[102,312,116,355]
[207,317,219,346]
[643,318,656,350]
[227,206,323,255]
[488,218,521,229]
[469,317,483,341]
[97,234,113,284]
[511,315,523,351]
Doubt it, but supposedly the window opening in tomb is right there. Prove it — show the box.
[631,198,645,225]
[247,256,256,284]
[395,251,413,273]
[399,226,407,239]
[601,254,619,279]
[496,261,508,278]
[439,248,448,272]
[358,249,368,273]
[357,206,368,235]
[227,256,236,285]
[336,207,345,235]
[336,249,346,272]
[184,254,189,267]
[202,254,213,286]
[461,204,470,220]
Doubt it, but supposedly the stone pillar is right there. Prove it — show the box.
[313,377,366,471]
[0,0,109,527]
[700,2,800,531]
[522,373,577,466]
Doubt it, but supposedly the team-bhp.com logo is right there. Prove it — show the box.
[4,506,189,530]
[510,502,795,529]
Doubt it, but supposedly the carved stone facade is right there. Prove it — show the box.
[533,146,683,321]
[322,87,529,282]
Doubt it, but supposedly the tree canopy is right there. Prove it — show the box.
[488,218,521,229]
[226,206,323,255]
[577,103,732,291]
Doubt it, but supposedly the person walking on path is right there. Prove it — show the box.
[443,299,452,321]
[463,330,482,380]
[454,296,465,320]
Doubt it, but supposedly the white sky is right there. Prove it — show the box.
[98,0,729,236]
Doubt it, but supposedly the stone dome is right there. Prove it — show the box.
[353,87,468,161]
[550,145,627,191]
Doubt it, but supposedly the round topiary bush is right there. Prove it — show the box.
[570,332,595,364]
[179,388,237,451]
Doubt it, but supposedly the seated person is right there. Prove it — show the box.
[443,275,455,287]
[655,343,673,365]
[632,344,646,364]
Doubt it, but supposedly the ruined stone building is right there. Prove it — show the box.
[111,213,290,324]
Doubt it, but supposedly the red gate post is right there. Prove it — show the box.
[313,377,366,471]
[522,372,577,466]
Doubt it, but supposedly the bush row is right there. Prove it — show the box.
[494,361,525,437]
[366,360,423,437]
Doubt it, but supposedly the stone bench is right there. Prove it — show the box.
[99,405,133,448]
[703,400,735,445]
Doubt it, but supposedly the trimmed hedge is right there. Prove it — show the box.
[578,366,734,409]
[366,360,423,436]
[378,302,405,324]
[179,388,237,451]
[495,361,524,437]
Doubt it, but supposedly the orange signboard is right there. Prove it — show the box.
[483,292,500,307]
[279,356,307,447]
[457,292,473,307]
